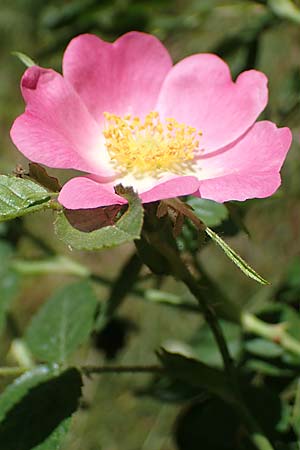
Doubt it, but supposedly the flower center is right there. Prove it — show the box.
[103,111,201,178]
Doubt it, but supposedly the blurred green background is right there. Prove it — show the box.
[1,1,300,449]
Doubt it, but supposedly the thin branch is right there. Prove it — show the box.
[81,364,164,376]
[0,364,164,378]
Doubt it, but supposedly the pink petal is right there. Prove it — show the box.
[196,121,292,202]
[58,177,126,209]
[58,175,200,209]
[63,32,173,122]
[10,66,114,176]
[140,176,200,203]
[156,54,268,153]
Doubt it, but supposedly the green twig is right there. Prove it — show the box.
[12,255,90,277]
[242,312,300,356]
[0,366,28,377]
[0,364,163,378]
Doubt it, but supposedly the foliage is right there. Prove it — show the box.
[25,282,98,363]
[55,187,144,251]
[0,176,52,222]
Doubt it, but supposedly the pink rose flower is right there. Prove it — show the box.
[11,32,292,209]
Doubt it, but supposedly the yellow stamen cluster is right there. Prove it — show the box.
[103,111,201,178]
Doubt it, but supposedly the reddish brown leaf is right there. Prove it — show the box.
[64,205,122,232]
[29,163,61,192]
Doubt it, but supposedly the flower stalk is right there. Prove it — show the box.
[140,208,275,450]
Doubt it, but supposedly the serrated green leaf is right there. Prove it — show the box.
[186,197,228,227]
[175,397,241,450]
[25,282,98,363]
[12,51,36,67]
[174,373,289,450]
[158,350,234,403]
[205,227,268,285]
[0,366,60,422]
[244,385,288,438]
[55,186,144,251]
[33,418,70,450]
[0,367,82,450]
[0,176,52,222]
